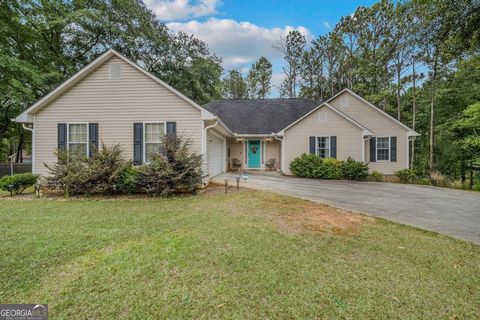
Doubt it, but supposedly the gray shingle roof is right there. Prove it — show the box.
[203,99,320,134]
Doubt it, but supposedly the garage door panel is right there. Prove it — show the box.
[207,132,224,177]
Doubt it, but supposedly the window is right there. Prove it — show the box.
[316,136,330,158]
[376,137,390,161]
[144,122,165,162]
[68,124,88,158]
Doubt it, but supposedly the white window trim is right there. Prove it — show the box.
[315,136,331,158]
[143,121,167,164]
[376,136,391,162]
[66,122,89,157]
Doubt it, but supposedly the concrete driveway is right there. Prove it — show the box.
[213,172,480,244]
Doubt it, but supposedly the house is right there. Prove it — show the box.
[14,49,419,180]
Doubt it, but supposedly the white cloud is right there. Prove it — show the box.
[167,18,311,70]
[144,0,220,21]
[323,21,332,30]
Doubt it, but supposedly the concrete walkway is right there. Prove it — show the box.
[213,172,480,244]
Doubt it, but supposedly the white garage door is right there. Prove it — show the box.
[207,132,224,177]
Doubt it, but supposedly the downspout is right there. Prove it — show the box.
[274,134,284,174]
[203,118,219,183]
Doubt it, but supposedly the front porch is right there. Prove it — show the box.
[226,136,281,172]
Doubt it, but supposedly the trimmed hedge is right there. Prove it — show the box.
[0,173,39,195]
[290,154,368,180]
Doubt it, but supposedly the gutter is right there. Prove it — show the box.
[202,118,219,183]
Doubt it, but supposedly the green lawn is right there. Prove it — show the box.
[1,191,479,319]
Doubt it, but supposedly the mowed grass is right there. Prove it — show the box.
[1,191,479,319]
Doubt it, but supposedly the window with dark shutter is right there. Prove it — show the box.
[370,137,376,162]
[133,123,143,165]
[330,136,337,158]
[166,122,176,137]
[390,136,397,162]
[309,136,315,154]
[58,123,67,152]
[89,123,98,157]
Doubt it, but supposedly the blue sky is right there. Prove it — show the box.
[143,0,377,95]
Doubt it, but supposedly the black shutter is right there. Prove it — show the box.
[89,123,98,157]
[166,122,176,137]
[370,137,376,162]
[390,136,397,162]
[133,123,143,165]
[309,136,316,154]
[58,123,67,152]
[330,136,337,158]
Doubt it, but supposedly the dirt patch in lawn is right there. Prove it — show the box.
[268,199,374,235]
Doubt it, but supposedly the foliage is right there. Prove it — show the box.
[246,57,272,98]
[429,170,448,187]
[394,168,417,184]
[0,173,38,195]
[289,153,325,178]
[222,70,247,99]
[369,171,384,182]
[340,158,370,180]
[137,135,203,196]
[113,163,140,194]
[45,144,127,196]
[290,154,368,180]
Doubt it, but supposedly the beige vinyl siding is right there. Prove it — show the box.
[329,92,409,174]
[265,140,280,169]
[228,139,245,170]
[283,107,363,175]
[34,56,203,175]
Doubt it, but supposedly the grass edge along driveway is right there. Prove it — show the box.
[1,191,479,319]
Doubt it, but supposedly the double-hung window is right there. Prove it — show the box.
[68,123,88,158]
[376,137,390,161]
[316,136,330,158]
[144,122,165,163]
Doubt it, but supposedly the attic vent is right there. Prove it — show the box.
[318,110,327,122]
[338,96,350,110]
[109,63,123,80]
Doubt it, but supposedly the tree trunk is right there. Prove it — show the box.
[429,55,438,173]
[15,129,25,163]
[411,60,416,169]
[396,64,402,121]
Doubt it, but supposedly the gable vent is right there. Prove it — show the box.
[109,63,123,80]
[318,110,327,122]
[338,96,350,110]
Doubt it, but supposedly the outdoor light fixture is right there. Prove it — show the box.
[7,184,13,197]
[35,182,41,198]
[224,179,229,193]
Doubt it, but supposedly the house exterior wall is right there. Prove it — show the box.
[329,92,409,174]
[265,139,280,169]
[33,56,203,175]
[283,107,363,175]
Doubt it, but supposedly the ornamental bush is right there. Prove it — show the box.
[45,143,127,195]
[289,153,325,178]
[369,170,384,182]
[136,135,203,196]
[340,157,369,180]
[0,173,39,195]
[394,168,417,184]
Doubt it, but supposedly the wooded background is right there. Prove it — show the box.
[1,0,479,185]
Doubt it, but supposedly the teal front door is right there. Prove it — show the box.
[247,140,261,168]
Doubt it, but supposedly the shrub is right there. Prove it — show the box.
[45,143,127,195]
[394,168,417,184]
[137,135,203,196]
[417,177,432,186]
[322,158,343,179]
[429,170,448,187]
[114,163,139,194]
[0,173,39,195]
[369,171,384,182]
[290,153,324,178]
[473,182,480,192]
[340,157,369,180]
